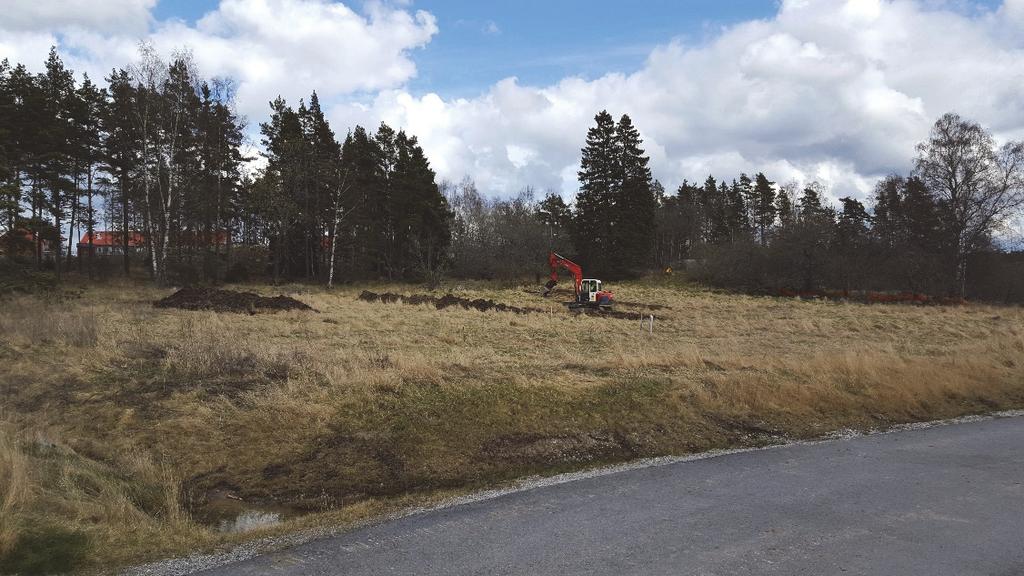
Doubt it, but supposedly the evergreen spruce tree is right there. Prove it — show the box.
[391,131,451,278]
[573,110,618,273]
[612,114,656,272]
[701,175,726,244]
[676,180,703,254]
[341,125,387,277]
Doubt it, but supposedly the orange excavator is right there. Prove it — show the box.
[543,251,614,309]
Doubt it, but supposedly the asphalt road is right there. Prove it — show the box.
[201,416,1024,576]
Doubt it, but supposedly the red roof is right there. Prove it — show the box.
[78,231,145,247]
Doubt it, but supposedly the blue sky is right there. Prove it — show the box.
[403,1,780,97]
[151,1,779,97]
[4,0,1020,215]
[149,0,1005,98]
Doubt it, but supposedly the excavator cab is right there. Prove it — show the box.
[579,279,601,303]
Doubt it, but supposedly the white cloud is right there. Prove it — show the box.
[0,0,437,121]
[483,21,501,35]
[329,0,1024,203]
[1,0,155,34]
[2,0,1022,205]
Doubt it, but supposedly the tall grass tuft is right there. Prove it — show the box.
[0,424,29,555]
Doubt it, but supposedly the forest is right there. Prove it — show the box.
[1,46,1022,300]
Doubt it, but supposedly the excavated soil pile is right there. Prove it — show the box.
[358,290,544,315]
[359,290,660,322]
[155,287,315,314]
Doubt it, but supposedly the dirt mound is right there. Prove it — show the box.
[358,290,544,314]
[155,287,315,314]
[358,291,664,321]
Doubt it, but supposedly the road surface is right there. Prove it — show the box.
[201,416,1024,575]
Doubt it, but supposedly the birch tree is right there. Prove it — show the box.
[914,113,1024,296]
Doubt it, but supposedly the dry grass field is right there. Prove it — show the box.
[1,278,1023,573]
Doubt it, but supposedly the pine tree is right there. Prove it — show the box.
[799,183,825,219]
[701,175,727,244]
[0,59,19,234]
[259,96,305,282]
[751,172,776,246]
[73,74,105,277]
[726,179,749,242]
[38,47,76,280]
[871,175,902,249]
[298,92,340,278]
[737,173,755,229]
[103,68,139,275]
[775,183,796,233]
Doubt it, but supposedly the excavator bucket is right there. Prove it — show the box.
[543,279,557,297]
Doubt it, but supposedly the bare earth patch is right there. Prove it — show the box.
[155,288,315,314]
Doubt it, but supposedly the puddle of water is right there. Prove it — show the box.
[218,509,282,533]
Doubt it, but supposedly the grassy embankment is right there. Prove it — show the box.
[1,277,1022,573]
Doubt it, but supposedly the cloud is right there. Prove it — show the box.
[0,0,437,121]
[1,0,155,35]
[331,0,1024,204]
[2,0,1022,206]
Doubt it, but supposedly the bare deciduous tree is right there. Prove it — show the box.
[914,112,1024,296]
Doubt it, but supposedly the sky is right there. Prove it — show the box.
[2,0,1023,210]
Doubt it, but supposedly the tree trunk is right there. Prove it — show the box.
[86,166,95,279]
[121,177,130,276]
[328,203,340,288]
[67,171,79,263]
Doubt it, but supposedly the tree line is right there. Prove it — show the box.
[441,110,1022,301]
[657,113,1024,300]
[0,46,449,285]
[2,46,1022,299]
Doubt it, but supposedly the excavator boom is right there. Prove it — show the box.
[544,252,583,297]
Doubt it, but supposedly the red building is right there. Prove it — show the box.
[77,231,146,256]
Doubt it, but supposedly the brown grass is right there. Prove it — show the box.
[1,277,1022,572]
[0,424,29,555]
